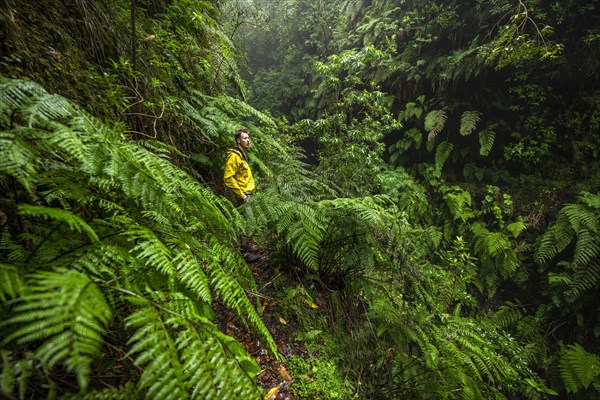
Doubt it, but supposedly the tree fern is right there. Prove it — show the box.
[249,194,388,284]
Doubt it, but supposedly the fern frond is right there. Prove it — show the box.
[18,204,99,242]
[566,258,600,299]
[22,92,75,128]
[172,246,211,304]
[424,109,447,141]
[127,295,263,400]
[0,78,47,113]
[559,344,600,393]
[126,303,189,400]
[0,129,40,192]
[443,186,474,221]
[70,243,130,280]
[579,191,600,209]
[125,224,176,280]
[2,268,111,390]
[44,121,88,163]
[434,141,453,172]
[471,223,518,295]
[286,204,325,271]
[459,111,481,136]
[60,382,138,400]
[535,193,600,291]
[0,263,27,302]
[507,218,527,238]
[493,301,525,328]
[177,320,262,399]
[208,262,278,356]
[478,126,496,156]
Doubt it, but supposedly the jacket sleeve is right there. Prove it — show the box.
[223,152,245,199]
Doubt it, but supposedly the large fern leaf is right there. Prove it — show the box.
[559,343,600,393]
[424,109,447,141]
[126,303,189,399]
[434,141,453,172]
[2,269,112,390]
[535,192,600,300]
[18,204,99,242]
[459,111,481,136]
[0,263,26,302]
[478,126,496,156]
[0,129,40,192]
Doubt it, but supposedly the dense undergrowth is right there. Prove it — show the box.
[1,0,599,399]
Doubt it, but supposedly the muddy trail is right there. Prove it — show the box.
[215,243,307,400]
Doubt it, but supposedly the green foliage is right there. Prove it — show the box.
[3,269,111,390]
[479,126,496,157]
[460,111,482,136]
[258,185,551,399]
[0,0,248,165]
[287,353,350,399]
[559,344,600,395]
[334,232,545,399]
[125,295,261,400]
[291,45,402,196]
[248,193,390,286]
[3,1,600,400]
[486,1,564,69]
[425,109,448,142]
[535,192,600,301]
[441,185,475,223]
[234,0,342,120]
[434,141,454,173]
[0,77,275,398]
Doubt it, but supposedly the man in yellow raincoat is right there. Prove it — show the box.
[224,128,255,204]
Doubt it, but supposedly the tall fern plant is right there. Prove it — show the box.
[246,192,390,288]
[534,191,600,398]
[0,77,277,399]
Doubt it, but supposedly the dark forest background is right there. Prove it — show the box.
[1,0,599,399]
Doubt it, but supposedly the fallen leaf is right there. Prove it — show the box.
[279,316,287,325]
[265,385,279,400]
[278,364,292,381]
[310,302,319,309]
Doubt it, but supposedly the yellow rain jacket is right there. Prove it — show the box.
[224,148,255,200]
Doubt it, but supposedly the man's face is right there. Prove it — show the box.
[237,132,250,151]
